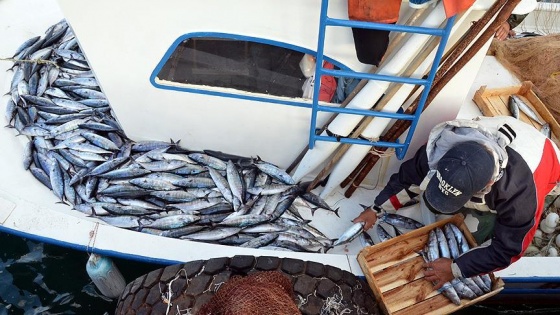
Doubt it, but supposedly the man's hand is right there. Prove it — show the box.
[352,207,378,231]
[495,21,514,41]
[422,258,454,290]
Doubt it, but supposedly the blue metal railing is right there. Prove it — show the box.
[308,0,457,159]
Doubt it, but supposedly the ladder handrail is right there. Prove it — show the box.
[308,0,456,159]
[325,17,447,37]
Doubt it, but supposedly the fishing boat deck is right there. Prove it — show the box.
[1,0,560,284]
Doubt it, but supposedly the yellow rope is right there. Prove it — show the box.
[368,146,395,157]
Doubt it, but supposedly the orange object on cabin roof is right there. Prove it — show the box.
[443,0,476,17]
[348,0,402,24]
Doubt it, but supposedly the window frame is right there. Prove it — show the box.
[150,32,350,108]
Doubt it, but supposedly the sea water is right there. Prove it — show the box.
[0,231,163,314]
[1,230,559,315]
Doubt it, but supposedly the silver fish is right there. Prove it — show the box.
[443,224,460,260]
[240,233,279,248]
[143,214,200,230]
[380,213,424,230]
[98,216,143,229]
[218,214,270,228]
[188,153,227,171]
[226,160,245,204]
[254,161,295,184]
[207,166,233,203]
[540,123,551,138]
[447,223,470,254]
[149,190,197,203]
[129,177,177,191]
[509,94,544,125]
[183,227,242,241]
[376,223,393,243]
[159,225,205,238]
[331,222,364,247]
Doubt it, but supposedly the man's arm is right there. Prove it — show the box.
[353,144,431,230]
[495,13,530,40]
[373,144,431,211]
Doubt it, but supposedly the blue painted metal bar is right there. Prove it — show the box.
[394,14,456,159]
[503,277,560,283]
[314,135,406,149]
[308,0,457,156]
[316,104,415,120]
[325,17,447,36]
[322,68,430,86]
[307,0,330,149]
[502,288,560,294]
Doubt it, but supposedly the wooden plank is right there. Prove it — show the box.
[384,278,437,312]
[361,231,428,261]
[373,256,425,292]
[393,279,505,315]
[366,250,420,273]
[393,294,455,315]
[357,254,392,315]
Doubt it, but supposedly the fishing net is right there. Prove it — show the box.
[196,271,301,315]
[488,34,560,123]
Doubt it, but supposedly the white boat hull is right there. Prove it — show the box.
[1,0,559,297]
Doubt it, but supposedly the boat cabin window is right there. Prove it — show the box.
[154,36,340,101]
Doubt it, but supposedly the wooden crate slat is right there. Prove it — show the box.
[373,256,425,291]
[392,294,459,315]
[383,278,437,312]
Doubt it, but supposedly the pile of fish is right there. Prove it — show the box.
[4,20,344,253]
[421,224,493,305]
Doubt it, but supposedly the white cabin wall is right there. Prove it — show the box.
[55,0,502,184]
[55,0,368,169]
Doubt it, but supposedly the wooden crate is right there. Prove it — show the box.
[473,81,560,147]
[357,214,504,315]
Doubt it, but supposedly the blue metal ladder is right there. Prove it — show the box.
[308,0,457,159]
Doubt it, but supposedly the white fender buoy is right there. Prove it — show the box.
[540,220,556,234]
[548,247,558,257]
[86,254,126,298]
[556,234,560,248]
[533,229,543,247]
[524,245,540,255]
[545,212,559,229]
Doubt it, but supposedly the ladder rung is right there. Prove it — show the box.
[316,105,416,120]
[325,17,447,37]
[314,135,407,149]
[321,68,430,86]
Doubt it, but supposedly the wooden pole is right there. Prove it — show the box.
[343,0,521,198]
[403,0,508,104]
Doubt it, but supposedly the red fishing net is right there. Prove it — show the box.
[197,271,301,315]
